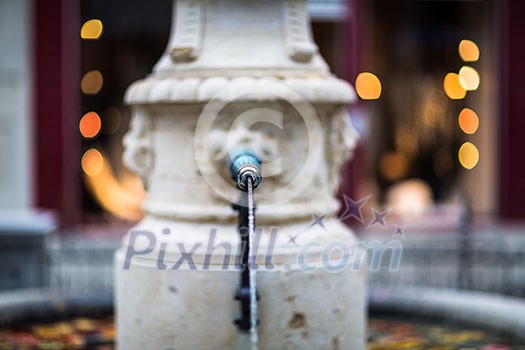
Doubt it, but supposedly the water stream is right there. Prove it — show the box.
[247,177,258,350]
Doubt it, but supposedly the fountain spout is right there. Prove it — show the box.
[230,149,262,191]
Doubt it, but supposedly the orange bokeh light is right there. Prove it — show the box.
[458,108,479,134]
[458,40,480,62]
[443,73,467,100]
[380,152,409,181]
[83,154,145,221]
[355,72,382,100]
[81,70,103,94]
[81,19,103,40]
[79,111,101,138]
[81,148,104,177]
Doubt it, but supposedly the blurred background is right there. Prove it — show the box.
[1,0,518,224]
[1,0,524,296]
[1,0,525,347]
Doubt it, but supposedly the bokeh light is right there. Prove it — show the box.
[458,39,480,62]
[443,73,467,100]
[81,70,103,94]
[83,157,145,221]
[426,89,448,114]
[101,107,122,135]
[395,128,419,157]
[458,108,479,134]
[458,142,479,170]
[355,72,382,100]
[80,19,103,40]
[380,152,409,181]
[81,148,104,176]
[79,111,101,138]
[458,66,480,91]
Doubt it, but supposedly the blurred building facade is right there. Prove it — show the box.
[0,0,524,228]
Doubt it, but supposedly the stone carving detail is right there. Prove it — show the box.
[283,0,318,62]
[123,107,154,188]
[169,0,204,62]
[125,76,355,105]
[208,121,282,180]
[329,109,359,191]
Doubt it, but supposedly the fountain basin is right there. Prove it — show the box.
[1,286,523,349]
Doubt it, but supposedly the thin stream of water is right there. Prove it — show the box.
[247,177,258,350]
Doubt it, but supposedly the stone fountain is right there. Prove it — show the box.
[115,0,365,349]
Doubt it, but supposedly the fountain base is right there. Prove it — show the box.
[115,218,366,349]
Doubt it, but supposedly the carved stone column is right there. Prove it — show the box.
[115,0,365,349]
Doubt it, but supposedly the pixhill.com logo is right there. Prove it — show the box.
[122,194,405,273]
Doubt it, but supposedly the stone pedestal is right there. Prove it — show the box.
[0,0,32,210]
[0,1,55,292]
[0,211,54,291]
[115,0,366,349]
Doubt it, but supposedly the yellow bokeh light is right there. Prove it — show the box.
[458,108,479,134]
[443,73,467,100]
[81,148,104,176]
[355,72,382,100]
[458,39,480,62]
[79,111,101,138]
[81,70,103,94]
[458,142,479,170]
[380,152,409,181]
[81,19,103,40]
[458,66,480,91]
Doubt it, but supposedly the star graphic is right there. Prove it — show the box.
[367,208,391,228]
[288,234,298,245]
[309,213,327,230]
[393,225,406,237]
[339,194,370,223]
